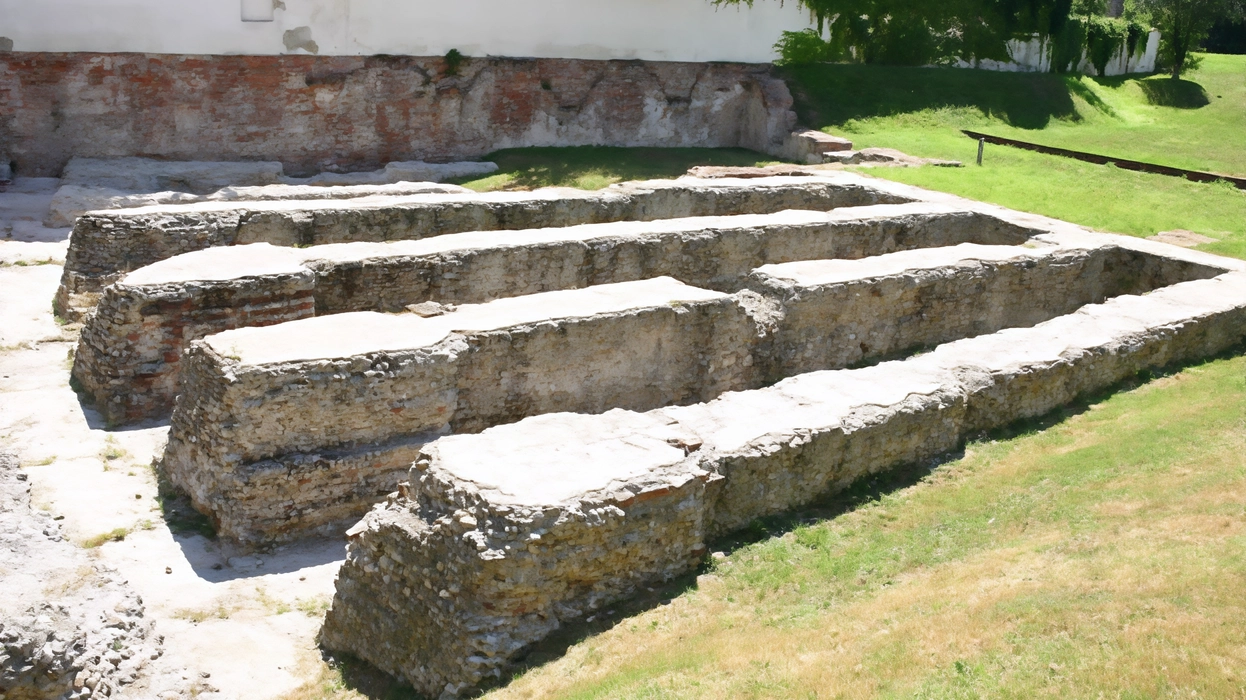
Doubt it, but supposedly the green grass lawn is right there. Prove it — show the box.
[785,54,1246,176]
[454,147,775,192]
[783,55,1246,253]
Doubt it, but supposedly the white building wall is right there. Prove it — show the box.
[0,0,815,63]
[961,30,1160,76]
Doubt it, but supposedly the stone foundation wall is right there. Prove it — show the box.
[56,175,912,312]
[0,54,796,179]
[74,271,317,425]
[76,203,1042,424]
[160,240,1225,545]
[162,279,759,544]
[748,242,1223,381]
[320,272,1246,697]
[320,458,719,697]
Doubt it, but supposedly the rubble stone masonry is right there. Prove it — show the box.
[56,175,913,311]
[321,272,1246,697]
[75,202,1039,424]
[0,54,796,178]
[161,238,1225,545]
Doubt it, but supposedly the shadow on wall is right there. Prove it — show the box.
[782,63,1213,130]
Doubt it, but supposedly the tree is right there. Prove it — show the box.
[717,0,1078,66]
[1138,0,1245,76]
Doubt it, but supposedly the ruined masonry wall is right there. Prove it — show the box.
[2,54,797,179]
[76,204,1038,425]
[57,176,907,309]
[163,281,758,544]
[749,243,1224,381]
[74,271,318,424]
[320,272,1246,697]
[160,241,1225,545]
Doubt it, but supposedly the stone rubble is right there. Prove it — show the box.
[0,453,167,700]
[321,271,1246,697]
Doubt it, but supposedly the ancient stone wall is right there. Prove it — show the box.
[162,279,759,543]
[76,202,1040,424]
[747,241,1222,380]
[159,238,1225,545]
[0,54,796,179]
[56,176,910,313]
[320,271,1246,697]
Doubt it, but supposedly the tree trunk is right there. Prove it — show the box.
[1170,19,1186,79]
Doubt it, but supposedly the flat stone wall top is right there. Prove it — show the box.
[753,241,1055,287]
[122,243,308,286]
[424,410,697,507]
[115,202,985,287]
[89,175,872,220]
[204,277,727,368]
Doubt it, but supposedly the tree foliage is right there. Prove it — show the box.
[719,0,1078,65]
[1137,0,1245,76]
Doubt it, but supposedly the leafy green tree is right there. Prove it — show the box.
[1136,0,1244,76]
[719,0,1077,66]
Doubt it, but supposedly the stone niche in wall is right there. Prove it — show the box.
[0,53,798,178]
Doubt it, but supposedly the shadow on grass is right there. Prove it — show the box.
[782,63,1085,129]
[460,146,776,191]
[1138,78,1212,108]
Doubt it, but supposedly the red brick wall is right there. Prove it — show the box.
[0,53,795,177]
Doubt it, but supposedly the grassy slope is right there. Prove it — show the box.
[487,357,1246,699]
[782,56,1246,253]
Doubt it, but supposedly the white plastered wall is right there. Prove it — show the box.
[959,30,1161,76]
[0,0,815,63]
